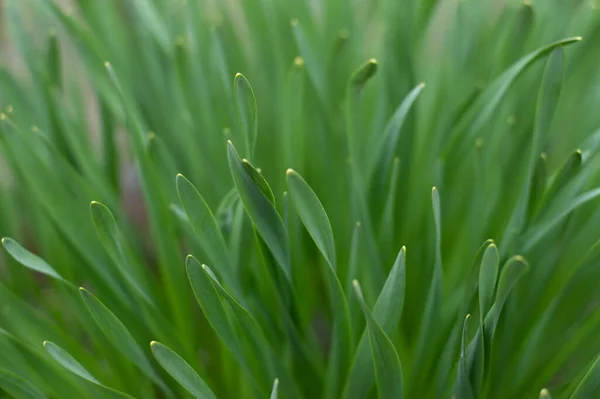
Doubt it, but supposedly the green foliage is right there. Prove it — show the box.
[0,0,599,398]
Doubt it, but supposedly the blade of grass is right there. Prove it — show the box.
[78,288,171,397]
[43,341,134,399]
[150,341,216,399]
[343,246,407,399]
[353,280,403,399]
[0,367,47,399]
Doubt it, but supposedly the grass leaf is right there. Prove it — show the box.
[150,341,216,399]
[286,169,336,268]
[344,246,407,399]
[0,367,47,399]
[353,280,403,399]
[227,141,290,280]
[2,237,64,281]
[233,73,258,158]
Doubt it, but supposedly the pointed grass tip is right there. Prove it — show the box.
[293,56,305,67]
[104,61,111,69]
[42,341,49,347]
[540,388,550,397]
[352,279,359,288]
[150,341,159,347]
[355,221,361,228]
[286,168,296,176]
[290,19,298,27]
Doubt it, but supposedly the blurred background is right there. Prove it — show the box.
[0,0,600,397]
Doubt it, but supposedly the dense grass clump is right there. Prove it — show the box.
[1,0,600,398]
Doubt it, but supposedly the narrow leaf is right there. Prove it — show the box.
[227,141,290,280]
[478,243,499,322]
[571,353,600,399]
[455,315,475,399]
[0,368,47,399]
[344,246,407,399]
[150,341,216,399]
[79,288,167,393]
[353,280,403,399]
[43,341,135,399]
[89,201,151,304]
[2,237,64,281]
[176,174,235,285]
[233,73,258,158]
[43,341,99,384]
[286,169,336,268]
[269,379,279,399]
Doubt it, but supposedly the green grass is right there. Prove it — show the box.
[0,0,599,397]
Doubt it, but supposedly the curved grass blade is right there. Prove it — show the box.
[185,256,237,354]
[43,341,134,399]
[0,367,47,399]
[571,353,600,399]
[540,149,582,211]
[446,37,581,157]
[176,174,235,288]
[352,280,403,399]
[485,256,529,333]
[286,169,336,268]
[502,47,566,252]
[527,153,547,221]
[344,246,407,399]
[478,244,499,323]
[243,159,275,205]
[412,188,443,377]
[150,341,216,399]
[89,201,152,304]
[43,341,99,384]
[285,169,351,398]
[269,378,279,399]
[79,288,170,396]
[524,187,600,251]
[455,315,475,399]
[367,83,425,181]
[2,237,64,281]
[233,73,258,158]
[227,141,290,280]
[186,256,259,394]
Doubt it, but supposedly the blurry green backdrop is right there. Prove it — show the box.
[0,0,599,398]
